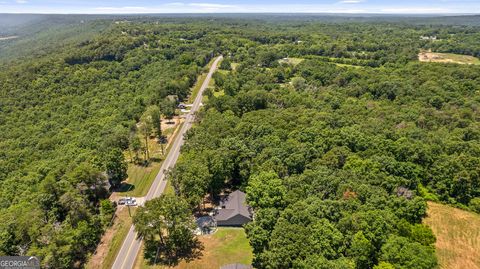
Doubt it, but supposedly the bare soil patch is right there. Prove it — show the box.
[419,51,480,65]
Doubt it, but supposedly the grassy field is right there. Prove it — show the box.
[136,228,253,269]
[424,202,480,269]
[163,179,175,196]
[124,163,162,197]
[334,63,363,68]
[419,52,480,65]
[278,57,304,66]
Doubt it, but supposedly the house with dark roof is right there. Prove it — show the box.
[213,190,252,226]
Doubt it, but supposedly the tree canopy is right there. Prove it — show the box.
[1,14,480,268]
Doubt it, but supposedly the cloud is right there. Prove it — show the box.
[90,2,240,13]
[339,0,364,4]
[94,6,149,12]
[164,2,185,6]
[2,0,478,14]
[380,7,449,13]
[188,3,236,8]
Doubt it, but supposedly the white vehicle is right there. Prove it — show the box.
[125,197,137,206]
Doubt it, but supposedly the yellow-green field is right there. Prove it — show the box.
[424,202,480,269]
[334,63,363,68]
[231,62,239,70]
[419,52,480,65]
[136,228,253,269]
[278,57,304,66]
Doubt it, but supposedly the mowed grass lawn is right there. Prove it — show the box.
[424,202,480,269]
[124,162,161,197]
[137,228,253,269]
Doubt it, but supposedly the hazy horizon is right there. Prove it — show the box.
[1,0,479,14]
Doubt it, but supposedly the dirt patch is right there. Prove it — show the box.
[424,202,480,269]
[161,116,181,133]
[419,51,480,65]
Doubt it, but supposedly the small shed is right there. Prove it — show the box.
[214,190,252,227]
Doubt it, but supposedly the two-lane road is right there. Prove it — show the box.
[111,55,223,269]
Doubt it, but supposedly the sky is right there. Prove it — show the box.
[0,0,479,14]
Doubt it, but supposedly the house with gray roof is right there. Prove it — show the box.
[213,190,252,226]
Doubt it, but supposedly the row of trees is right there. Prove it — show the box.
[130,101,176,164]
[133,195,201,265]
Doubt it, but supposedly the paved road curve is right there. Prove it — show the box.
[111,55,223,269]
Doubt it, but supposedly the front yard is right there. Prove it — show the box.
[136,227,253,269]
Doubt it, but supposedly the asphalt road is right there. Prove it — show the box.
[111,55,223,269]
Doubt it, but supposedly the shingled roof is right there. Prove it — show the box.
[214,190,252,223]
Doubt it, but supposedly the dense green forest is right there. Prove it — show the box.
[1,15,479,268]
[0,18,216,268]
[169,17,480,269]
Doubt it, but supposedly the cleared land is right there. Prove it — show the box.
[0,36,19,41]
[419,52,480,65]
[424,202,480,269]
[278,57,304,66]
[136,228,253,269]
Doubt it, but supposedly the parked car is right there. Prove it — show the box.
[118,198,126,205]
[125,197,137,206]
